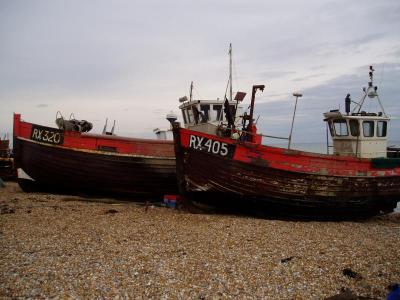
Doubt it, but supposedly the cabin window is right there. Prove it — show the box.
[192,106,200,124]
[213,105,223,121]
[327,121,334,137]
[349,119,360,136]
[200,104,210,123]
[182,110,187,124]
[377,121,387,137]
[333,119,348,136]
[186,108,193,123]
[363,121,374,137]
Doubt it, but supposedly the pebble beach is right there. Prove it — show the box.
[1,182,399,299]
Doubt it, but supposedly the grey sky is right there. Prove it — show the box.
[1,0,399,143]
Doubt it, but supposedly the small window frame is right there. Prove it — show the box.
[186,108,193,124]
[349,119,360,137]
[182,109,187,124]
[377,121,387,137]
[212,104,223,121]
[327,121,334,137]
[333,119,349,136]
[200,104,210,123]
[362,121,375,137]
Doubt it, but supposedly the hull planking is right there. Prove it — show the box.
[174,125,400,218]
[13,114,177,198]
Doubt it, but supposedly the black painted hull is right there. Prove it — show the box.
[0,158,16,181]
[14,138,177,198]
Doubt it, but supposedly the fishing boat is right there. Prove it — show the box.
[0,134,16,180]
[13,113,177,197]
[172,65,400,218]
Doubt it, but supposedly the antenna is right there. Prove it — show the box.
[229,43,233,102]
[190,81,193,102]
[352,65,387,117]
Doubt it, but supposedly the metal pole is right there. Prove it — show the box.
[248,85,265,130]
[288,93,302,149]
[229,43,232,101]
[189,81,193,102]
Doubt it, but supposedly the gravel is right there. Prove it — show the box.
[1,182,399,299]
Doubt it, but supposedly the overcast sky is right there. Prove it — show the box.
[1,0,399,145]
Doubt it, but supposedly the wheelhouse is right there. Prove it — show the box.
[179,99,244,136]
[324,112,390,158]
[323,66,390,158]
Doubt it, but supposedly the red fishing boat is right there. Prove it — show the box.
[13,113,177,197]
[172,66,400,218]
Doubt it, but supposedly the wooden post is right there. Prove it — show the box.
[172,122,187,206]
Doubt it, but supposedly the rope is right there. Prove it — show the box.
[233,58,240,93]
[224,77,230,100]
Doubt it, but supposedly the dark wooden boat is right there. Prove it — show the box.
[172,66,400,218]
[13,113,177,198]
[0,136,16,181]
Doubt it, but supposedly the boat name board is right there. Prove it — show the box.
[188,134,234,158]
[31,125,64,145]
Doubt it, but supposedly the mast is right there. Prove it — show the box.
[189,81,193,102]
[352,66,387,117]
[229,43,233,101]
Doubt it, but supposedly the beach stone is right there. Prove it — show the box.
[0,182,399,299]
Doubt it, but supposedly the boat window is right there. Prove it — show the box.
[327,121,334,137]
[333,119,348,136]
[349,119,360,136]
[200,104,210,123]
[377,121,387,137]
[213,105,223,121]
[192,106,200,124]
[186,108,193,123]
[363,121,374,137]
[181,109,187,124]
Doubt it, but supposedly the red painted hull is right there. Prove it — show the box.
[173,126,400,217]
[13,114,177,198]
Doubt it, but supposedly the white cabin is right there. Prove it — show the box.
[323,66,390,158]
[179,99,244,136]
[153,128,174,140]
[324,111,389,158]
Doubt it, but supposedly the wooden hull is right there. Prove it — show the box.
[0,139,16,181]
[173,125,400,218]
[13,114,177,198]
[0,158,16,181]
